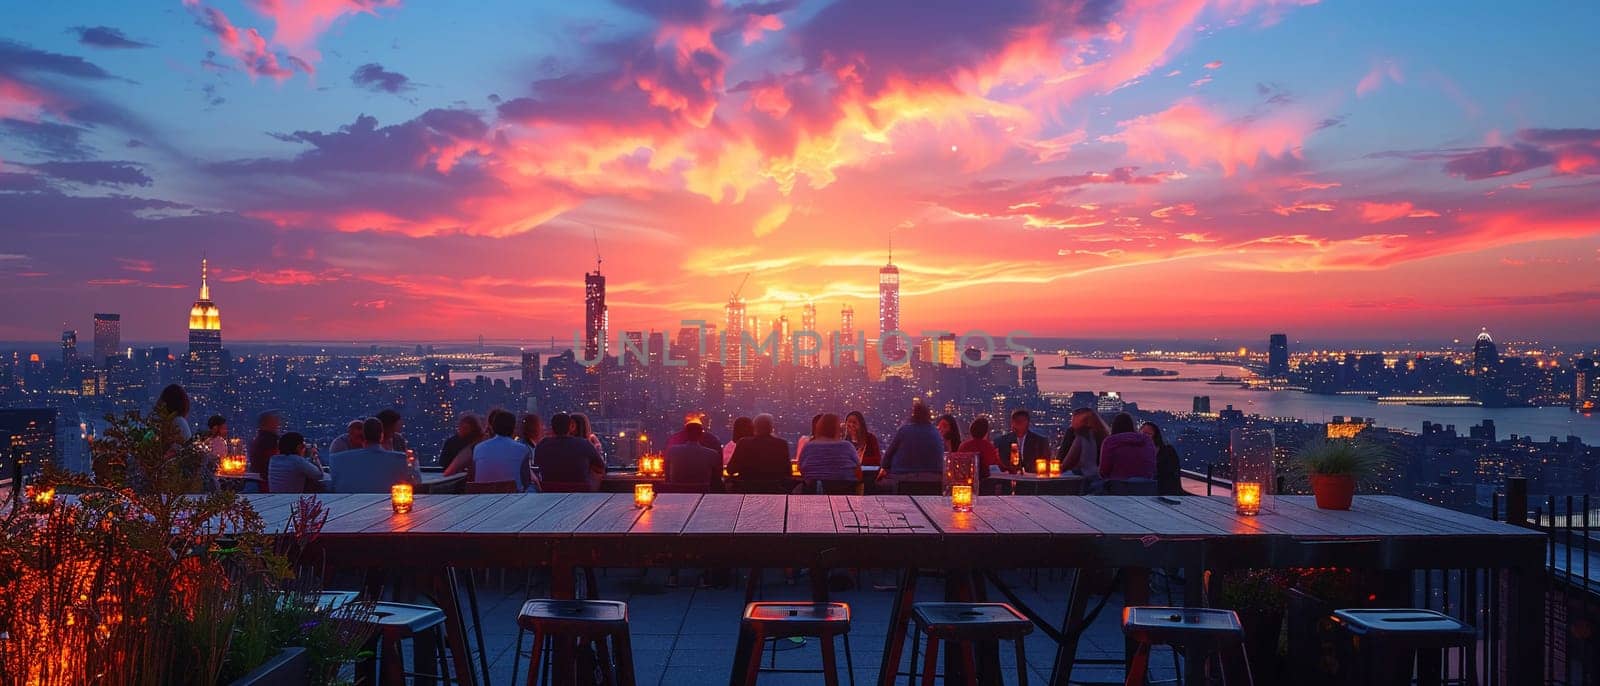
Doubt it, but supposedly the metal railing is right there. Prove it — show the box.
[1494,478,1598,685]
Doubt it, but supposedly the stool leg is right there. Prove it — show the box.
[1219,643,1254,686]
[821,633,841,686]
[745,568,763,606]
[729,624,756,686]
[583,568,600,599]
[1014,638,1029,686]
[743,630,766,685]
[1049,569,1090,686]
[379,636,405,686]
[1464,641,1480,686]
[613,627,638,686]
[962,640,978,686]
[512,627,529,685]
[594,636,617,686]
[879,568,919,686]
[461,570,490,686]
[525,629,544,686]
[1123,643,1150,686]
[920,636,940,686]
[1418,647,1443,686]
[908,627,921,686]
[843,633,856,686]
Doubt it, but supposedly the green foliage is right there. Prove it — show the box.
[1290,438,1389,479]
[1215,568,1292,615]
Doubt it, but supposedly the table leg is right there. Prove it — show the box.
[1506,553,1546,686]
[1047,569,1090,686]
[1183,566,1206,686]
[877,568,918,686]
[1122,568,1150,678]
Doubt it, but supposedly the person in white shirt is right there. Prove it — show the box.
[467,412,537,491]
[269,432,326,494]
[204,414,229,460]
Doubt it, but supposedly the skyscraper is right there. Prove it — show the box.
[60,327,77,366]
[426,362,453,424]
[93,313,121,364]
[879,254,902,363]
[185,258,225,405]
[1472,329,1499,373]
[520,350,541,389]
[1267,333,1289,377]
[838,304,856,365]
[584,267,607,361]
[800,301,818,368]
[724,295,750,383]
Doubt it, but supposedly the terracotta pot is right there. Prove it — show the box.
[1310,473,1356,510]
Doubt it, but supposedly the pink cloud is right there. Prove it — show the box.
[1356,58,1403,97]
[1204,60,1223,69]
[0,76,63,121]
[1112,99,1317,175]
[1357,201,1439,223]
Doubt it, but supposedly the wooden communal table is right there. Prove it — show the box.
[243,493,1547,686]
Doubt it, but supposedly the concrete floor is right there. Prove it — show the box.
[444,568,1183,686]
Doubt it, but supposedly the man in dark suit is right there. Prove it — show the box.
[727,413,792,482]
[994,409,1050,472]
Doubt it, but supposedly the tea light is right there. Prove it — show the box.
[951,485,974,512]
[1048,459,1062,476]
[1034,458,1047,474]
[790,461,802,478]
[634,483,655,509]
[1235,481,1262,516]
[27,484,55,512]
[218,455,247,477]
[391,483,415,514]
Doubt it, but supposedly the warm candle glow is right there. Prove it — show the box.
[634,483,655,509]
[218,455,247,477]
[791,461,802,477]
[27,484,55,511]
[405,449,417,467]
[1048,459,1062,476]
[1034,458,1047,474]
[391,483,414,514]
[1235,481,1262,516]
[951,485,974,512]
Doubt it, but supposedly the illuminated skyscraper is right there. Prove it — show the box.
[773,315,792,366]
[838,305,856,365]
[60,327,77,366]
[520,350,541,389]
[800,301,818,368]
[1472,329,1499,373]
[426,362,453,423]
[724,296,750,383]
[879,254,902,363]
[1267,333,1289,377]
[584,267,607,361]
[185,258,226,405]
[93,313,120,365]
[937,333,958,367]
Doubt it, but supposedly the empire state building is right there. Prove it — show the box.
[185,258,226,407]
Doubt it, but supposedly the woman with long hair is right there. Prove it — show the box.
[936,413,962,454]
[795,413,824,462]
[957,416,1001,485]
[571,413,603,456]
[1059,408,1110,484]
[725,416,754,466]
[151,383,215,492]
[844,411,881,467]
[796,413,861,488]
[518,414,543,449]
[1100,412,1157,482]
[443,413,486,476]
[1142,421,1184,496]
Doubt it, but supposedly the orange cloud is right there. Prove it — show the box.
[1357,201,1439,223]
[1113,99,1317,174]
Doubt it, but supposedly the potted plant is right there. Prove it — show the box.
[1285,568,1382,685]
[1215,568,1290,682]
[1290,438,1387,510]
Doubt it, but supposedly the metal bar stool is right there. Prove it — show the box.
[517,599,636,686]
[733,601,855,686]
[907,603,1033,686]
[1331,609,1477,686]
[361,601,467,686]
[1122,607,1252,686]
[510,568,602,685]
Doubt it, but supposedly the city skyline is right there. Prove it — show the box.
[3,2,1600,343]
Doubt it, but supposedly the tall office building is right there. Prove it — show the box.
[93,313,121,365]
[1267,333,1289,377]
[1574,358,1595,411]
[520,350,541,389]
[425,362,453,423]
[1472,329,1499,373]
[799,301,818,368]
[724,296,750,384]
[773,315,792,366]
[584,267,607,361]
[0,408,57,484]
[60,327,78,366]
[185,258,226,405]
[838,305,856,365]
[879,254,902,363]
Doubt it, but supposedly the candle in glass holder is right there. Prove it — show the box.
[950,485,974,512]
[27,484,55,512]
[790,461,802,478]
[1034,458,1047,475]
[1234,481,1262,516]
[634,483,655,509]
[218,455,247,477]
[1048,459,1062,476]
[391,483,415,514]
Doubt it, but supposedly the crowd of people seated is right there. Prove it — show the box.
[155,381,1184,497]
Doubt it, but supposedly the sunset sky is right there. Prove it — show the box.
[2,1,1598,344]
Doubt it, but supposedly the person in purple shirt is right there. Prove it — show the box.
[1099,413,1157,482]
[878,401,946,485]
[797,413,861,483]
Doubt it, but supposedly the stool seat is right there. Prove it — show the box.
[518,599,629,634]
[1123,607,1245,646]
[912,602,1034,641]
[1331,609,1474,644]
[366,602,447,637]
[743,602,851,637]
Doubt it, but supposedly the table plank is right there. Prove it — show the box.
[366,493,470,533]
[1364,496,1535,535]
[994,496,1100,535]
[786,494,838,534]
[968,495,1050,534]
[321,494,407,534]
[1038,496,1153,535]
[1152,495,1281,536]
[735,495,787,534]
[629,493,700,534]
[458,493,567,533]
[523,492,610,533]
[1085,495,1229,535]
[575,493,648,534]
[830,495,936,534]
[411,494,520,533]
[682,494,743,534]
[387,494,513,533]
[1268,496,1416,536]
[912,495,996,534]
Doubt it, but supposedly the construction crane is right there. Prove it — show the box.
[591,226,603,271]
[729,271,751,303]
